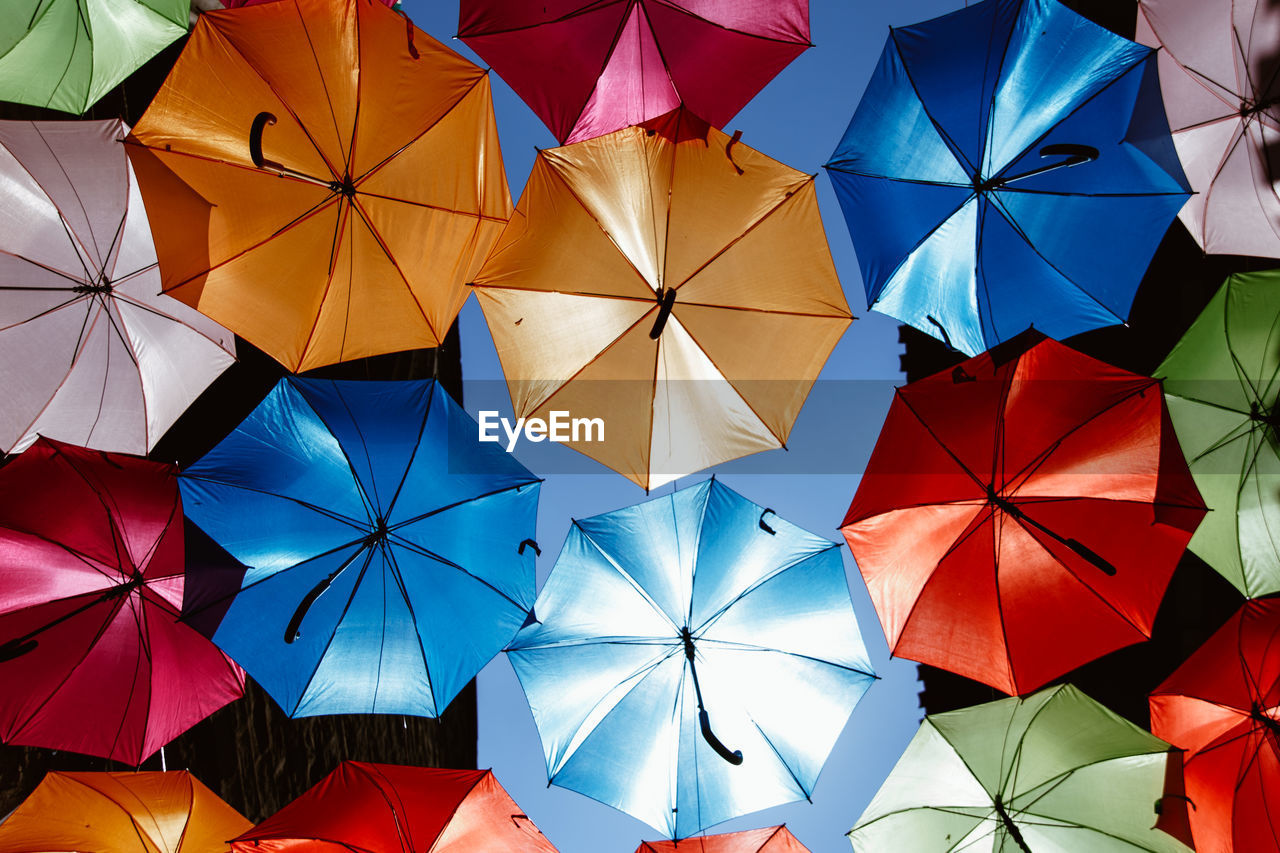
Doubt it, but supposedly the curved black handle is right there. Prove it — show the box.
[759,509,776,535]
[0,637,37,662]
[518,538,541,556]
[649,288,678,340]
[699,709,743,765]
[1039,143,1099,168]
[249,112,278,169]
[284,575,333,643]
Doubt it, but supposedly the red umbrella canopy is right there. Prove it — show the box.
[1150,598,1280,853]
[841,331,1206,696]
[636,826,809,852]
[458,0,810,144]
[0,438,245,765]
[232,762,558,852]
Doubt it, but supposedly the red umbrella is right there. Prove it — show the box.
[636,826,809,852]
[841,331,1206,695]
[1150,598,1280,853]
[232,762,558,851]
[458,0,810,143]
[0,438,244,765]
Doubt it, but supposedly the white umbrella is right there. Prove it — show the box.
[0,119,235,456]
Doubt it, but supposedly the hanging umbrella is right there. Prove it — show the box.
[0,118,235,457]
[471,108,851,491]
[124,0,511,373]
[825,0,1191,356]
[508,478,875,838]
[0,0,187,114]
[635,826,809,853]
[458,0,810,144]
[0,437,245,765]
[179,376,540,718]
[1136,0,1280,257]
[230,762,558,852]
[0,770,251,853]
[1150,597,1280,853]
[849,684,1192,852]
[1154,269,1280,598]
[841,330,1206,696]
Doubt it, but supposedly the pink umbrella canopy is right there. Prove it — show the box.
[1136,0,1280,257]
[458,0,810,144]
[0,438,245,765]
[0,119,236,457]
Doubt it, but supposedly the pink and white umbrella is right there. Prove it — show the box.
[1137,0,1280,257]
[0,119,235,457]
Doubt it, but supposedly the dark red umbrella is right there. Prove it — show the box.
[1151,598,1280,853]
[231,762,558,851]
[458,0,810,143]
[636,826,809,852]
[841,331,1206,695]
[0,438,244,764]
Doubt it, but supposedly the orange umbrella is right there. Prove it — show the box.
[0,770,251,853]
[471,108,851,490]
[125,0,511,372]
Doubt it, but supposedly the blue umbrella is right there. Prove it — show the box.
[179,377,541,718]
[825,0,1190,356]
[507,478,875,838]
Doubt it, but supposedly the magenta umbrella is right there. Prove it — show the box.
[458,0,810,144]
[1136,0,1280,257]
[0,438,245,765]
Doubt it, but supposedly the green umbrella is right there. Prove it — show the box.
[0,0,187,114]
[848,684,1190,853]
[1155,269,1280,598]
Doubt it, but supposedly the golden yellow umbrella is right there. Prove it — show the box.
[471,108,851,490]
[125,0,511,372]
[0,771,251,853]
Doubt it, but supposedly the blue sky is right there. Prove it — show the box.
[399,1,968,850]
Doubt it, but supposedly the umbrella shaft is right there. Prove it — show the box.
[993,798,1033,853]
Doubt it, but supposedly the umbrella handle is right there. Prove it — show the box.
[648,288,678,340]
[284,576,333,643]
[518,538,541,556]
[249,112,278,169]
[759,509,776,535]
[0,637,37,662]
[699,709,743,765]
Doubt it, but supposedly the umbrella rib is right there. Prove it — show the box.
[113,596,153,763]
[346,195,441,344]
[550,646,681,781]
[352,73,488,187]
[457,0,624,37]
[381,544,439,714]
[575,523,681,632]
[384,531,529,612]
[670,178,814,292]
[29,122,106,272]
[694,544,843,634]
[177,475,369,532]
[187,535,373,610]
[750,717,812,801]
[290,546,379,716]
[293,0,350,176]
[896,391,988,488]
[377,385,435,524]
[386,479,539,531]
[672,299,851,320]
[982,193,1125,323]
[205,23,341,181]
[693,637,875,679]
[109,290,233,353]
[997,381,1157,496]
[0,249,88,285]
[0,292,86,334]
[344,191,511,224]
[886,28,978,177]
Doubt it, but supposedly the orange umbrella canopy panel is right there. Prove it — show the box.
[126,0,512,372]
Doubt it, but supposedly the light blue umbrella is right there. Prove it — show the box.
[507,478,875,838]
[825,0,1190,356]
[179,377,541,718]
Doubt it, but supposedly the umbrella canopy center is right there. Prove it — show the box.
[1251,703,1280,739]
[330,175,358,198]
[1240,96,1279,118]
[1248,400,1280,430]
[73,280,113,295]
